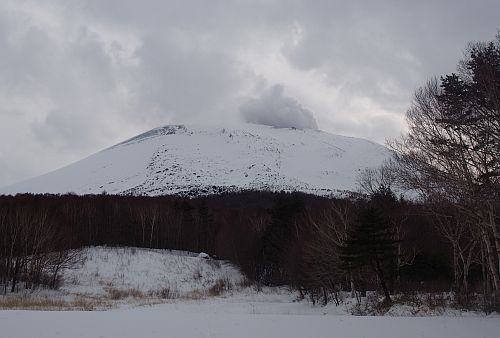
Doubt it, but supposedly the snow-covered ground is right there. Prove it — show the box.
[60,246,243,299]
[0,124,391,196]
[2,301,499,338]
[1,247,499,338]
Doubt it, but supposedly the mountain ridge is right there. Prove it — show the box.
[1,124,392,197]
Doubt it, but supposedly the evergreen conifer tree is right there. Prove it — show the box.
[340,207,397,303]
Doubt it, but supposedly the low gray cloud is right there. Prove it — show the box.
[240,84,317,129]
[0,0,499,187]
[131,32,245,124]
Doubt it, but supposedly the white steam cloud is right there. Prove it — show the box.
[240,84,318,130]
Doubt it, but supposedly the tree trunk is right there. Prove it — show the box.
[488,211,500,285]
[375,260,391,303]
[350,274,355,298]
[452,244,461,292]
[322,287,328,305]
[461,246,475,294]
[481,241,489,297]
[52,265,61,288]
[11,259,20,293]
[481,228,500,293]
[396,226,402,291]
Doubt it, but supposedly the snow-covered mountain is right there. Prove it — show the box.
[1,124,391,196]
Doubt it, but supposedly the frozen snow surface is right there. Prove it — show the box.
[2,302,499,338]
[0,124,391,196]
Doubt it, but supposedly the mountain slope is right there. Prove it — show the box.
[1,124,392,196]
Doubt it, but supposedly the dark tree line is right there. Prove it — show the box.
[0,191,462,305]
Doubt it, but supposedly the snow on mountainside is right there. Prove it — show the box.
[0,124,392,196]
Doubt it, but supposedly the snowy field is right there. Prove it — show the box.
[0,247,499,338]
[2,301,499,338]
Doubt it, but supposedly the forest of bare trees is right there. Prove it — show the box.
[0,190,486,309]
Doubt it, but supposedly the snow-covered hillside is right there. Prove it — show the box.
[61,247,243,299]
[0,124,391,196]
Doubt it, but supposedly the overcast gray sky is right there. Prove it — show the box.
[0,0,499,187]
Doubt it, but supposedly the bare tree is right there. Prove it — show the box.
[389,35,500,295]
[357,160,398,195]
[302,200,355,301]
[46,249,83,288]
[431,205,478,293]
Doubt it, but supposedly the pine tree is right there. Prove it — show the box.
[258,194,304,285]
[340,207,397,303]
